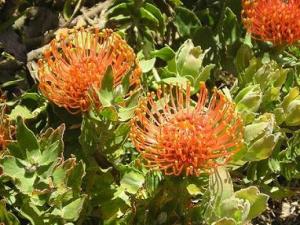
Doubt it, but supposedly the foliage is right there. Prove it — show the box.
[0,118,86,224]
[0,0,300,224]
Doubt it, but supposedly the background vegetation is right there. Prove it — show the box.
[0,0,299,224]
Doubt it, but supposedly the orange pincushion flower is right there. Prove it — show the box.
[0,106,13,153]
[242,0,300,45]
[130,83,244,176]
[38,28,141,113]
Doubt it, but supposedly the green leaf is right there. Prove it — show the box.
[222,8,240,45]
[162,76,191,90]
[0,201,20,225]
[9,105,34,120]
[244,113,275,143]
[285,100,300,126]
[150,46,175,61]
[100,107,119,121]
[180,46,206,77]
[16,117,39,150]
[98,90,113,108]
[39,125,65,167]
[21,92,42,101]
[108,2,131,17]
[98,67,114,107]
[9,92,47,120]
[119,105,136,121]
[253,62,288,92]
[143,3,165,34]
[52,158,77,191]
[243,32,253,47]
[61,197,86,221]
[268,158,281,172]
[175,40,206,77]
[100,198,127,220]
[20,201,44,225]
[0,156,35,194]
[283,130,300,161]
[67,161,85,193]
[175,6,201,37]
[16,117,40,163]
[235,186,269,220]
[63,0,73,19]
[282,87,299,107]
[186,184,202,196]
[101,66,114,92]
[114,123,130,145]
[170,0,182,5]
[39,140,61,167]
[235,85,262,113]
[1,78,25,89]
[245,122,270,143]
[218,198,250,223]
[7,142,26,160]
[235,44,253,73]
[140,7,159,28]
[264,185,294,201]
[140,58,156,73]
[63,0,82,20]
[120,170,145,194]
[245,133,280,161]
[121,70,131,95]
[209,167,234,208]
[240,58,262,87]
[195,64,215,84]
[212,218,236,225]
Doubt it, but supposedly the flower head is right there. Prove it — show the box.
[242,0,300,45]
[130,83,244,176]
[0,106,13,153]
[38,28,141,113]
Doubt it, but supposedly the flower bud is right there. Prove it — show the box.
[285,100,300,126]
[281,87,300,126]
[243,113,280,161]
[235,85,262,113]
[168,40,214,87]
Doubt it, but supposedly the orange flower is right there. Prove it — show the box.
[0,106,13,152]
[130,83,244,176]
[242,0,300,45]
[38,28,141,113]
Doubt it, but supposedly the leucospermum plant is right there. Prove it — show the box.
[0,118,86,224]
[38,28,141,113]
[130,83,244,176]
[128,82,269,225]
[2,0,300,224]
[242,0,300,45]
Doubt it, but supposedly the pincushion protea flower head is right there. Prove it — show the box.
[242,0,300,45]
[0,106,13,153]
[38,28,141,113]
[130,83,244,176]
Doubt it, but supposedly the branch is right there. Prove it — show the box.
[69,0,113,27]
[26,0,113,62]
